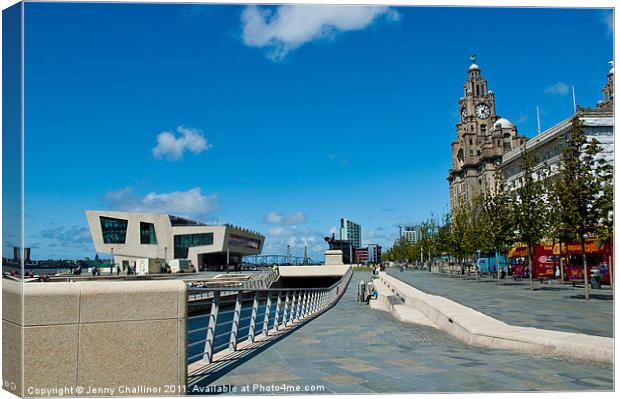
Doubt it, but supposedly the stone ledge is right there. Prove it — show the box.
[2,278,188,397]
[379,272,614,364]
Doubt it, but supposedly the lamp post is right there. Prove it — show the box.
[110,247,114,276]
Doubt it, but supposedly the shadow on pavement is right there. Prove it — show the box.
[570,294,613,301]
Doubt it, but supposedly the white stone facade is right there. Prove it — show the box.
[85,210,264,270]
[500,109,614,191]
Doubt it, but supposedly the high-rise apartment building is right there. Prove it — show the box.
[340,218,362,249]
[401,225,421,243]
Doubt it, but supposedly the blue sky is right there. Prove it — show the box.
[14,3,614,260]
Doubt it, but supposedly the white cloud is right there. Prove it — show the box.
[603,11,613,35]
[544,82,569,96]
[263,225,327,260]
[39,226,93,250]
[267,227,288,237]
[328,153,350,168]
[152,126,212,161]
[105,187,218,215]
[241,5,400,60]
[517,113,529,124]
[264,211,306,225]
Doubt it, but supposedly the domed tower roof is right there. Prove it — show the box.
[467,54,482,79]
[494,118,513,129]
[608,60,614,76]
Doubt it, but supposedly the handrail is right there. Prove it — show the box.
[187,267,352,369]
[188,271,345,293]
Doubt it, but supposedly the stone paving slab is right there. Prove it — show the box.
[194,272,613,394]
[388,269,613,337]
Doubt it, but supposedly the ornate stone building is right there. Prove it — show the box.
[502,63,614,192]
[597,61,614,109]
[447,57,526,213]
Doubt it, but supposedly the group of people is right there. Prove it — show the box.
[364,266,381,303]
[91,264,136,276]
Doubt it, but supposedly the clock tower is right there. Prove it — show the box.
[447,56,526,214]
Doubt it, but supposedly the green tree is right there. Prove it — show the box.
[479,171,515,285]
[512,144,548,290]
[556,114,613,299]
[545,163,573,284]
[595,153,614,289]
[449,200,476,274]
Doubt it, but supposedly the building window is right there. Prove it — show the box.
[229,234,261,249]
[169,215,206,226]
[100,216,128,244]
[481,124,486,134]
[140,222,157,245]
[174,233,214,259]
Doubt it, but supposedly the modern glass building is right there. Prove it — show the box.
[339,218,362,249]
[86,211,264,271]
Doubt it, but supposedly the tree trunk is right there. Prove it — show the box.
[608,238,613,291]
[476,252,480,282]
[559,239,565,285]
[496,248,501,286]
[552,237,557,279]
[581,237,589,300]
[528,243,533,290]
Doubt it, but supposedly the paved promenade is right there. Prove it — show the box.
[387,269,614,337]
[203,272,612,394]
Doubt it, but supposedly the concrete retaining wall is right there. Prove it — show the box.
[2,279,187,397]
[379,273,613,364]
[278,265,350,278]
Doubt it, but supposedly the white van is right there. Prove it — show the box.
[169,259,195,273]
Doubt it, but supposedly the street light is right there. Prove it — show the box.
[398,225,403,266]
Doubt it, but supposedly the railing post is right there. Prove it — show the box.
[273,292,282,331]
[282,290,290,328]
[298,290,306,319]
[289,290,298,325]
[229,292,243,351]
[314,291,320,313]
[262,291,272,336]
[309,290,315,315]
[296,290,305,321]
[248,291,260,342]
[308,290,315,315]
[303,290,310,317]
[203,291,220,364]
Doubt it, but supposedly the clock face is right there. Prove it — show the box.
[475,103,490,119]
[460,108,467,121]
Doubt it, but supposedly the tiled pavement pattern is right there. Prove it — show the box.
[200,272,613,394]
[387,269,614,337]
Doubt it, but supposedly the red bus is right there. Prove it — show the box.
[508,245,556,279]
[555,240,613,285]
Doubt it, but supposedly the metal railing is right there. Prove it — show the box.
[187,267,352,367]
[187,271,279,301]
